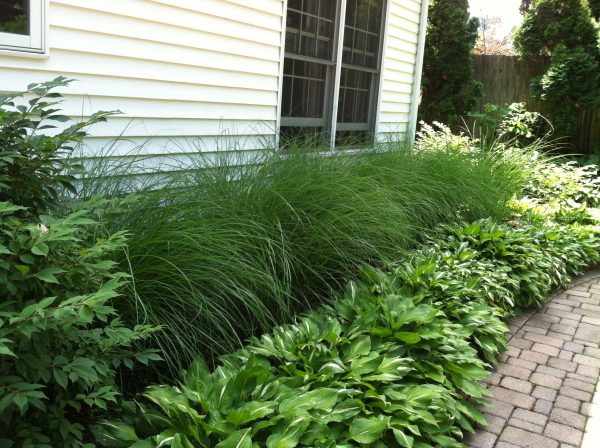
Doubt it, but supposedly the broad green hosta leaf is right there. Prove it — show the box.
[375,356,412,375]
[457,402,487,427]
[215,429,252,448]
[393,428,414,448]
[171,434,195,448]
[344,335,371,358]
[265,415,310,448]
[279,389,337,414]
[93,421,139,446]
[318,361,346,375]
[394,332,422,344]
[227,401,277,426]
[325,399,362,423]
[349,353,382,376]
[348,417,389,444]
[404,385,444,404]
[408,409,439,427]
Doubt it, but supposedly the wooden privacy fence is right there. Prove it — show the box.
[473,55,600,153]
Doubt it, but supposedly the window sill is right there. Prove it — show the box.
[0,48,49,59]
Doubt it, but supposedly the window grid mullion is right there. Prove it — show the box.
[328,0,348,148]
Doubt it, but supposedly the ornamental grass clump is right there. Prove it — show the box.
[92,139,530,375]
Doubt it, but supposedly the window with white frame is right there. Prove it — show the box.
[280,0,386,147]
[0,0,45,54]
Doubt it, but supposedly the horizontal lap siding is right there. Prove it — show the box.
[376,0,423,143]
[0,0,284,172]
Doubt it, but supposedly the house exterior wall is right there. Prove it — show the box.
[0,0,427,171]
[377,0,427,142]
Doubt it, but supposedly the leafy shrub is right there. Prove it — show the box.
[533,44,600,137]
[0,77,116,216]
[414,122,475,155]
[83,139,531,376]
[0,79,159,447]
[0,201,160,447]
[469,103,552,146]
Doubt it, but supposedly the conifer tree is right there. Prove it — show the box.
[419,0,483,127]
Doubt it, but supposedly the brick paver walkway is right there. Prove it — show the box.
[466,270,600,448]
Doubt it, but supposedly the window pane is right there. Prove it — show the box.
[335,130,371,146]
[0,0,29,35]
[285,0,336,61]
[337,68,371,124]
[342,0,384,69]
[280,127,329,149]
[282,59,327,119]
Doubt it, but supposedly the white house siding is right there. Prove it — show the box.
[376,0,426,143]
[0,0,427,171]
[0,0,285,172]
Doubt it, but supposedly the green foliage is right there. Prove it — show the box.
[83,139,531,377]
[514,0,599,54]
[590,0,600,19]
[533,44,600,136]
[95,275,494,447]
[89,122,600,448]
[514,0,600,138]
[431,219,600,309]
[525,162,600,207]
[94,215,600,447]
[0,79,159,447]
[420,0,483,126]
[469,103,552,146]
[517,159,600,223]
[0,77,117,216]
[388,218,600,358]
[414,122,475,154]
[0,201,160,447]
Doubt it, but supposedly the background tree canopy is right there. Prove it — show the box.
[514,0,600,138]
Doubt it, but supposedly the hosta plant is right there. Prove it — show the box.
[96,280,492,448]
[520,161,600,224]
[438,219,600,308]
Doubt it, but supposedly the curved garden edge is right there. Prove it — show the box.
[467,269,600,448]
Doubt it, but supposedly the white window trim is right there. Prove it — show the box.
[0,0,47,56]
[408,0,430,147]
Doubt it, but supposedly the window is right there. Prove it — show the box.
[0,0,46,54]
[281,0,386,147]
